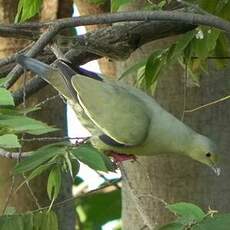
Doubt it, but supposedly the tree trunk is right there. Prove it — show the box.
[0,1,75,229]
[114,3,230,230]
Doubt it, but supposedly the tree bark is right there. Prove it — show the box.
[115,3,230,230]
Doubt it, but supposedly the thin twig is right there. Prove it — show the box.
[0,150,31,159]
[185,95,230,113]
[31,179,121,213]
[181,62,188,121]
[0,42,33,67]
[1,176,15,214]
[119,163,156,230]
[21,136,90,142]
[34,94,60,108]
[22,175,41,209]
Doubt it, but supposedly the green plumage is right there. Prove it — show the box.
[16,56,220,173]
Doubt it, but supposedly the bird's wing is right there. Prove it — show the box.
[71,74,150,146]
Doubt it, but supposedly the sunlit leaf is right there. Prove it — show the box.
[0,115,58,135]
[47,166,62,201]
[167,202,205,224]
[0,134,21,148]
[15,0,43,22]
[111,0,133,12]
[0,88,15,106]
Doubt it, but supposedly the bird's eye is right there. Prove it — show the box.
[206,152,211,157]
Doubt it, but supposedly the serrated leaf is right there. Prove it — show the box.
[193,214,230,230]
[47,166,62,200]
[14,143,67,174]
[167,202,205,224]
[0,134,21,148]
[159,222,183,230]
[0,88,15,106]
[0,115,58,135]
[71,145,111,172]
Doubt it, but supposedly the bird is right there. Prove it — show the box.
[16,55,220,175]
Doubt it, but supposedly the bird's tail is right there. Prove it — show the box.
[16,55,78,101]
[16,54,50,76]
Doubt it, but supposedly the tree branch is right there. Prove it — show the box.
[4,10,230,89]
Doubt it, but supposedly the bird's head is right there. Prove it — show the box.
[188,134,220,175]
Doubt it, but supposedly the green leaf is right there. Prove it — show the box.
[71,144,111,172]
[0,88,15,106]
[193,214,230,230]
[193,28,220,59]
[47,166,62,201]
[145,49,166,87]
[167,202,205,224]
[0,115,58,135]
[0,134,21,148]
[14,143,67,174]
[111,0,133,12]
[118,59,147,80]
[159,222,184,230]
[171,31,195,61]
[16,163,53,192]
[78,189,121,228]
[214,33,230,68]
[15,0,43,22]
[40,211,59,230]
[0,211,58,230]
[72,159,80,180]
[87,0,106,5]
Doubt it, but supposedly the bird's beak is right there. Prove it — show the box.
[211,166,221,176]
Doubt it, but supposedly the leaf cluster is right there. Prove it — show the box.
[0,88,57,149]
[160,202,230,230]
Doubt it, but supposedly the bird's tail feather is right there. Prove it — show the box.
[16,54,50,76]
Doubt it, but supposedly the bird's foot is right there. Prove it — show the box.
[108,151,136,164]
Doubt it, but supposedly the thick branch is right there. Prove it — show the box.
[4,10,230,89]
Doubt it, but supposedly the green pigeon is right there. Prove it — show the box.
[16,55,220,174]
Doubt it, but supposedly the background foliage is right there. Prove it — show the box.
[0,0,229,229]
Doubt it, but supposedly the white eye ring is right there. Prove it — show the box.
[206,152,211,157]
